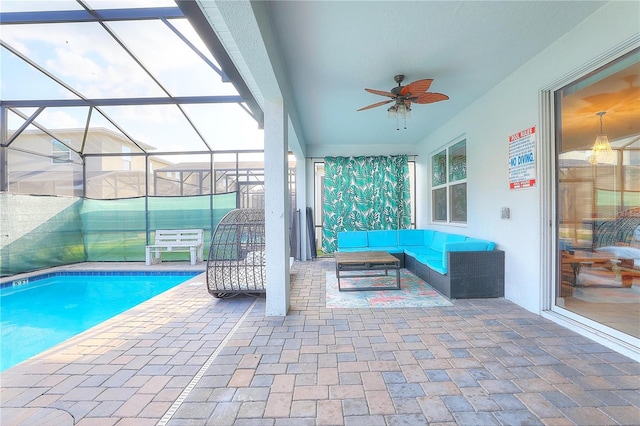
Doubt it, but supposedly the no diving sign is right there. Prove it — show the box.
[509,126,536,190]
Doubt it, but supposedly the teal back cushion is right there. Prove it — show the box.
[465,238,496,251]
[430,232,448,251]
[423,230,435,247]
[398,229,424,246]
[431,232,466,252]
[337,231,368,248]
[368,230,398,247]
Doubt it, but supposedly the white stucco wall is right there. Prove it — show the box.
[415,1,639,314]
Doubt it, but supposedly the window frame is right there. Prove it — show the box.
[431,138,467,224]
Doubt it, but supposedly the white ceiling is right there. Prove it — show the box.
[202,1,608,155]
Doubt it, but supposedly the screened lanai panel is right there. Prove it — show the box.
[182,104,264,150]
[19,106,92,153]
[213,152,239,195]
[83,128,147,155]
[85,155,146,199]
[149,153,211,196]
[0,194,84,277]
[148,195,210,230]
[85,0,177,9]
[0,1,82,12]
[237,152,266,209]
[0,47,81,101]
[147,192,237,261]
[8,127,83,196]
[1,22,167,99]
[7,147,81,197]
[168,18,222,69]
[105,20,235,97]
[80,108,146,154]
[6,108,38,134]
[97,104,211,152]
[81,197,146,261]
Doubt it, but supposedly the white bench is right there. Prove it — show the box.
[145,229,205,266]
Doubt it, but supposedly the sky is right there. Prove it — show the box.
[0,0,265,157]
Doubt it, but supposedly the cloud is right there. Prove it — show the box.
[39,108,83,129]
[2,9,263,152]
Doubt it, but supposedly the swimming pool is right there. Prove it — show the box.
[0,271,199,371]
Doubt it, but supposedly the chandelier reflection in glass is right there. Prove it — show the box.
[588,111,614,165]
[388,103,411,130]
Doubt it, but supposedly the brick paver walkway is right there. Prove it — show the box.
[1,259,639,425]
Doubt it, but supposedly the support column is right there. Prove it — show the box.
[295,158,308,261]
[264,98,290,316]
[0,106,7,192]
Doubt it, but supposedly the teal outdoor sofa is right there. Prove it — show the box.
[337,229,505,299]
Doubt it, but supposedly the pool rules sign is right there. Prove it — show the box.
[509,126,537,190]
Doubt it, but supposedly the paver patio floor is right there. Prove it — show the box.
[1,258,639,425]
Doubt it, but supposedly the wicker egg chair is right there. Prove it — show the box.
[594,207,640,248]
[206,208,265,298]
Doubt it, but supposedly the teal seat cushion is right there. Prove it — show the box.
[425,259,446,275]
[368,246,404,254]
[404,247,441,263]
[337,231,368,249]
[338,246,365,252]
[368,230,398,247]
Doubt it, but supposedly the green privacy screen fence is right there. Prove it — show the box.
[0,192,237,277]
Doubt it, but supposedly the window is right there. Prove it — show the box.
[122,146,131,171]
[432,139,467,223]
[51,139,70,164]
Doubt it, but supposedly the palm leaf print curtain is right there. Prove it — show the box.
[322,155,411,253]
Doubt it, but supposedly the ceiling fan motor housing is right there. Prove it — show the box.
[391,75,405,95]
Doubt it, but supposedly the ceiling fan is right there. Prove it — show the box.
[357,75,449,130]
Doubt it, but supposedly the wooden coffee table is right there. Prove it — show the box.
[562,250,614,286]
[334,251,401,291]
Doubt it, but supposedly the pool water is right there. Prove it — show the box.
[0,272,198,371]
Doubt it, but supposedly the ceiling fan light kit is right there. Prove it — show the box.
[358,74,449,130]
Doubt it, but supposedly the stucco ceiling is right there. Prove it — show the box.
[200,1,610,156]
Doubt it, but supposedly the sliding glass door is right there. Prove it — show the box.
[554,48,640,338]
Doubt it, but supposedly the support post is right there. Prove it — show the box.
[264,98,290,316]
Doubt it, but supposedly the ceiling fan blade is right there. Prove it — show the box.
[357,99,393,111]
[401,79,433,96]
[364,88,396,98]
[412,92,449,104]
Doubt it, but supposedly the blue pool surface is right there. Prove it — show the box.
[0,271,198,371]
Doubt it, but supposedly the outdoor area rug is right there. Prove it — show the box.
[325,269,452,308]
